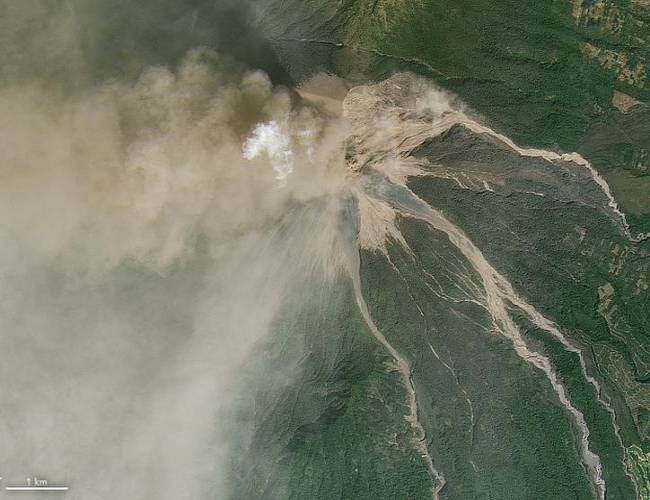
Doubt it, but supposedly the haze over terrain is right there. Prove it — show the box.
[1,1,649,499]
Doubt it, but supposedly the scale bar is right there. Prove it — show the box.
[5,487,68,491]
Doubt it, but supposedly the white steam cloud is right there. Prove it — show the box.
[0,6,500,498]
[243,120,294,180]
[0,43,354,499]
[0,49,351,275]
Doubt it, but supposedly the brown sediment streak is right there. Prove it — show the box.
[374,88,640,493]
[428,344,476,457]
[345,74,648,243]
[453,115,649,243]
[500,288,639,496]
[342,73,644,498]
[387,188,607,500]
[345,248,446,499]
[403,109,650,243]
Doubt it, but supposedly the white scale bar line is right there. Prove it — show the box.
[5,487,69,491]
